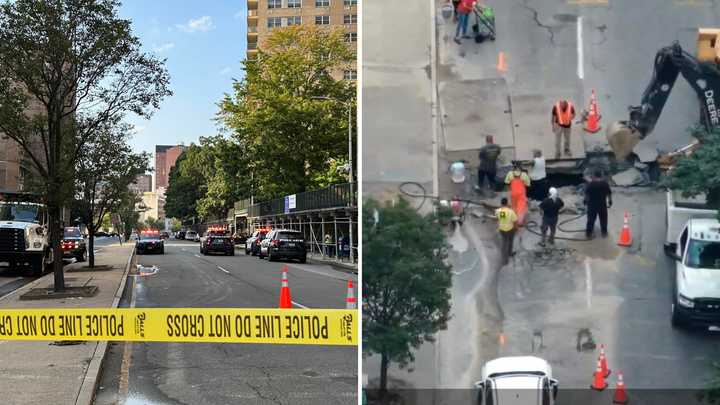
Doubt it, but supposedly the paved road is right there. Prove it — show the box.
[94,240,357,405]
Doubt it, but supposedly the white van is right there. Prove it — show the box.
[670,218,720,329]
[474,356,558,405]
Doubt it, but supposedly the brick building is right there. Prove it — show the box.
[247,0,357,80]
[154,145,185,191]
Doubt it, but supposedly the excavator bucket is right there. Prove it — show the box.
[606,121,641,161]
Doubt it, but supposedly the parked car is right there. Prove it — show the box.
[62,227,87,262]
[185,230,200,242]
[160,231,170,239]
[176,230,186,240]
[95,231,109,237]
[233,233,248,245]
[245,229,269,256]
[135,230,164,255]
[259,229,306,263]
[200,228,234,256]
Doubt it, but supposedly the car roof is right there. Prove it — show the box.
[689,218,720,241]
[274,229,302,233]
[483,356,551,378]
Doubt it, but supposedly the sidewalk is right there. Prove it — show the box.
[0,243,134,405]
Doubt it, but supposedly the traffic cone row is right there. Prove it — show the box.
[589,345,629,403]
[618,212,632,247]
[278,266,359,310]
[584,88,602,133]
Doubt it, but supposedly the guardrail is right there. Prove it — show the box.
[248,182,356,218]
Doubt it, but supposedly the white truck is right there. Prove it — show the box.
[0,202,53,276]
[474,356,558,405]
[665,189,716,252]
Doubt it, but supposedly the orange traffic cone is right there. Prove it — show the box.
[497,52,507,72]
[279,266,292,309]
[618,212,632,247]
[599,344,611,377]
[613,371,628,404]
[591,359,608,391]
[584,89,602,133]
[346,280,357,309]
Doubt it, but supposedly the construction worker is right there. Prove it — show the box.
[585,170,612,238]
[528,149,548,201]
[504,162,530,226]
[488,198,517,265]
[552,99,575,158]
[477,135,501,193]
[539,187,564,246]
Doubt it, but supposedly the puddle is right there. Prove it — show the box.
[448,224,469,253]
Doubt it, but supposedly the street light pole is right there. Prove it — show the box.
[347,103,354,265]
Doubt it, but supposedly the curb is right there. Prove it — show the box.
[306,258,358,275]
[75,248,135,405]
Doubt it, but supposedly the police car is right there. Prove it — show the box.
[135,230,164,255]
[200,226,235,256]
[669,218,720,329]
[474,356,558,405]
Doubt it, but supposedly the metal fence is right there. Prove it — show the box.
[248,182,356,218]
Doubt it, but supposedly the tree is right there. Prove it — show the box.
[702,362,720,404]
[664,127,720,218]
[218,25,356,200]
[164,149,205,222]
[0,0,171,290]
[140,216,163,231]
[169,218,182,233]
[75,119,150,267]
[362,198,453,395]
[115,189,141,241]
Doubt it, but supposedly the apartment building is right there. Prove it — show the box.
[247,0,357,79]
[154,145,185,191]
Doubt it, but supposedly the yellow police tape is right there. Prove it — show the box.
[0,308,357,346]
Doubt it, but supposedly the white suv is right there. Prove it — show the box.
[474,357,558,405]
[670,218,720,330]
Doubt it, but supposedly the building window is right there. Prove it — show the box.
[315,15,330,25]
[288,0,301,7]
[267,17,282,29]
[344,32,357,42]
[343,70,357,80]
[344,14,357,24]
[287,16,302,26]
[315,0,329,7]
[344,0,357,5]
[268,0,281,8]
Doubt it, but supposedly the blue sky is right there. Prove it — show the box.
[118,1,247,155]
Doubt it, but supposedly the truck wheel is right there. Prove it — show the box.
[30,255,44,276]
[671,303,685,329]
[76,250,86,262]
[299,255,307,264]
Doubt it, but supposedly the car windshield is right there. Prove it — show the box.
[0,203,41,223]
[278,231,302,240]
[64,228,82,238]
[686,239,720,269]
[140,233,161,241]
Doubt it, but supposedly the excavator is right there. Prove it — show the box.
[607,39,720,160]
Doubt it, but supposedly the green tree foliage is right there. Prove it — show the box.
[170,218,182,232]
[164,147,206,222]
[664,128,720,217]
[218,25,356,200]
[702,362,720,404]
[0,0,170,290]
[115,190,141,241]
[74,119,150,267]
[141,216,163,231]
[362,198,453,394]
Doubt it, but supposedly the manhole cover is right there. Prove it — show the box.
[553,14,578,22]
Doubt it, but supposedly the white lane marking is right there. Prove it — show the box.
[577,16,584,79]
[181,248,187,252]
[291,301,310,309]
[194,254,202,258]
[585,258,592,308]
[217,266,230,274]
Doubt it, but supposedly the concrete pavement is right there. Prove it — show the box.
[0,242,134,405]
[94,240,357,405]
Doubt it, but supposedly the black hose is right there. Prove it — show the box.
[399,181,594,242]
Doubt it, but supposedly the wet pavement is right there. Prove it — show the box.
[94,240,357,405]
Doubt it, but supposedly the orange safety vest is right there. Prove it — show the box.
[555,102,573,126]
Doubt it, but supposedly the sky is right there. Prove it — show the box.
[117,1,248,155]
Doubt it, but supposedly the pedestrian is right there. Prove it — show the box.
[504,162,530,226]
[454,0,476,44]
[528,149,548,201]
[452,0,461,21]
[488,198,518,265]
[539,187,564,247]
[324,233,332,257]
[118,232,123,245]
[552,99,575,158]
[585,170,612,239]
[478,135,501,192]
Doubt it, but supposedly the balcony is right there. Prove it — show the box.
[247,25,258,39]
[247,0,258,9]
[247,42,258,50]
[248,9,258,19]
[248,183,357,218]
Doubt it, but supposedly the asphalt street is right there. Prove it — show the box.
[94,239,357,405]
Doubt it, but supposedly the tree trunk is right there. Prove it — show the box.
[380,352,389,400]
[88,228,95,268]
[48,201,64,292]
